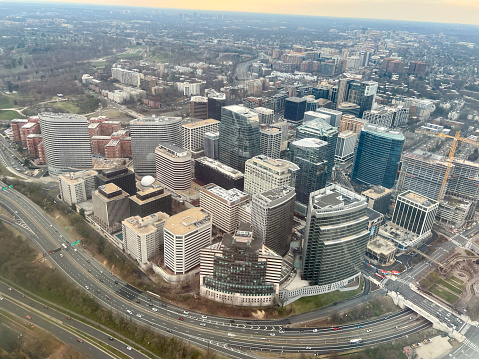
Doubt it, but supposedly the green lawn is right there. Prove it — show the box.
[283,279,363,316]
[448,276,465,287]
[430,284,460,304]
[51,101,80,114]
[91,61,109,67]
[439,279,463,295]
[0,110,24,121]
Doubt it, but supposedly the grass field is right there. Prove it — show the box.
[439,279,463,295]
[449,275,465,287]
[0,110,24,121]
[51,100,80,113]
[91,61,109,67]
[430,284,460,304]
[282,279,363,316]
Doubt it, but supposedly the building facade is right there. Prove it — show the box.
[129,177,172,217]
[204,132,219,159]
[194,156,244,190]
[155,143,191,192]
[39,113,93,175]
[92,183,130,232]
[96,166,136,196]
[361,186,392,215]
[59,170,98,206]
[130,116,182,176]
[218,105,261,172]
[199,184,249,234]
[164,207,212,274]
[303,184,369,286]
[189,96,209,119]
[251,186,296,256]
[244,155,299,195]
[352,124,404,189]
[335,131,357,163]
[182,118,219,152]
[259,126,282,159]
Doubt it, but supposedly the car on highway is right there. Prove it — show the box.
[59,253,63,257]
[66,316,71,320]
[126,346,132,351]
[200,323,206,326]
[357,325,363,328]
[85,286,89,290]
[333,327,340,331]
[114,281,118,284]
[106,296,111,300]
[201,315,207,319]
[26,315,31,319]
[108,336,114,341]
[99,279,104,283]
[136,314,142,318]
[126,310,132,315]
[312,329,318,333]
[269,333,275,336]
[183,310,189,314]
[77,338,83,343]
[306,347,312,350]
[178,317,184,321]
[0,297,2,300]
[152,308,158,312]
[366,329,372,333]
[166,329,172,333]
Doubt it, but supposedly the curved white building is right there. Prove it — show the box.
[155,142,191,192]
[39,113,92,175]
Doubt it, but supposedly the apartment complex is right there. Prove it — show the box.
[59,170,98,206]
[244,155,299,195]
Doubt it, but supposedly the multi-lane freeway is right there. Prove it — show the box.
[0,182,433,357]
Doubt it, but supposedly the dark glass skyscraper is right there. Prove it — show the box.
[218,105,261,172]
[285,138,329,216]
[303,184,369,286]
[284,97,307,125]
[295,117,338,182]
[352,124,405,189]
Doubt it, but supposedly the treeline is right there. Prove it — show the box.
[0,220,220,359]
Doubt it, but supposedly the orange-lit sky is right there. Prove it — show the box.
[15,0,479,25]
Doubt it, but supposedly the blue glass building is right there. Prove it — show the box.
[352,124,405,189]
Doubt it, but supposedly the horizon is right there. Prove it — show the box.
[5,0,479,27]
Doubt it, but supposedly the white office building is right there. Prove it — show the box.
[163,207,212,274]
[155,143,191,192]
[39,113,93,175]
[335,131,358,162]
[59,170,98,205]
[259,126,282,159]
[244,155,299,195]
[182,118,219,152]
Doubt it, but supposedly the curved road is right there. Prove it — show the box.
[0,183,432,357]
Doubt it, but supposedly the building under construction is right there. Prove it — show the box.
[447,159,479,203]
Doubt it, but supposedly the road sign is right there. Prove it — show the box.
[71,240,81,246]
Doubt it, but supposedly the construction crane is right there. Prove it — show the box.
[436,131,479,201]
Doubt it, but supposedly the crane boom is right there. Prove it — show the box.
[437,131,460,201]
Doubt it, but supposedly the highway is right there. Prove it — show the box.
[0,183,432,357]
[234,52,268,82]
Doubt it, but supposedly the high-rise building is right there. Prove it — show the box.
[182,118,219,152]
[398,150,449,201]
[284,97,307,125]
[339,114,367,134]
[96,166,136,196]
[303,184,369,286]
[204,132,219,159]
[285,138,329,215]
[155,143,191,192]
[92,183,130,232]
[122,212,169,265]
[189,96,209,119]
[361,185,392,215]
[194,157,244,190]
[129,177,172,217]
[259,126,282,159]
[199,184,249,234]
[362,106,409,128]
[59,170,98,206]
[447,159,479,203]
[200,223,282,306]
[408,61,427,75]
[316,108,343,127]
[111,67,141,87]
[255,107,275,125]
[244,155,299,195]
[335,131,357,163]
[336,80,378,118]
[39,113,93,175]
[392,190,439,243]
[295,116,338,182]
[251,186,295,256]
[303,111,331,126]
[164,207,212,274]
[130,116,182,176]
[207,93,226,121]
[218,105,261,172]
[352,124,404,189]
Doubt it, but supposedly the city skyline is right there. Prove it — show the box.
[10,0,479,26]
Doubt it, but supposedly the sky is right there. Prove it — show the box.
[11,0,479,25]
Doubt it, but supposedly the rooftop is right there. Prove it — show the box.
[363,124,405,140]
[247,155,299,174]
[256,185,295,202]
[182,118,219,129]
[399,190,438,207]
[164,207,211,235]
[130,116,181,125]
[196,157,244,179]
[362,186,392,199]
[123,212,169,235]
[202,184,249,205]
[291,137,328,149]
[312,184,365,212]
[156,142,189,157]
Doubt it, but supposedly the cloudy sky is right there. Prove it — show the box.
[14,0,479,25]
